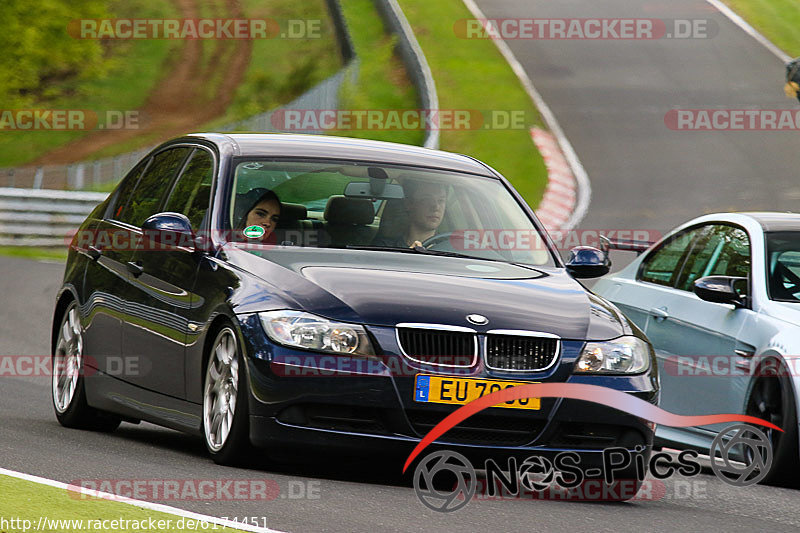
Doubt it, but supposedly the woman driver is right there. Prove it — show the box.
[238,189,281,243]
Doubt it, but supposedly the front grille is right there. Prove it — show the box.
[485,334,559,371]
[407,410,543,446]
[397,327,476,367]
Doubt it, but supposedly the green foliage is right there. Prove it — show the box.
[212,0,341,126]
[0,0,110,108]
[0,0,178,166]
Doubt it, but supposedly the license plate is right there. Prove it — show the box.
[414,375,540,410]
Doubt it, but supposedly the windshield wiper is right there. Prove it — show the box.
[344,244,531,267]
[345,245,424,254]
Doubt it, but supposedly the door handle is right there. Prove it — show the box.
[87,246,102,261]
[126,261,144,277]
[648,307,670,321]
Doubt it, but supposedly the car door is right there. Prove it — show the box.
[81,157,151,376]
[117,145,193,396]
[644,224,752,433]
[602,226,703,417]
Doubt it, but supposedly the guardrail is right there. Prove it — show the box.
[0,188,107,247]
[375,0,440,149]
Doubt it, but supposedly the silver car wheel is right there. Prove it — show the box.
[203,327,239,452]
[53,305,83,414]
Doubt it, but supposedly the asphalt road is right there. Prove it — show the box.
[4,0,800,531]
[1,253,800,532]
[475,0,800,234]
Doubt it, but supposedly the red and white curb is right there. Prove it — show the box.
[531,127,577,231]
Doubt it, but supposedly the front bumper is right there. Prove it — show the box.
[237,314,658,462]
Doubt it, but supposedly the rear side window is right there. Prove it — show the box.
[638,227,704,287]
[164,148,215,230]
[117,147,192,226]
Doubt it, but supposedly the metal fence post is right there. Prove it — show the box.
[33,167,44,189]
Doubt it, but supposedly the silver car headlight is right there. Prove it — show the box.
[259,310,375,356]
[574,336,650,374]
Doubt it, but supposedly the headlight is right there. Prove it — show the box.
[574,336,650,374]
[259,310,375,356]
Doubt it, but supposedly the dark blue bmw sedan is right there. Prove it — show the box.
[52,133,657,477]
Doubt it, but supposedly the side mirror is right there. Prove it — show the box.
[565,246,610,279]
[141,212,196,250]
[693,276,747,307]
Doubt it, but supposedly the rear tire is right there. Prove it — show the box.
[203,325,253,465]
[52,302,120,432]
[745,368,800,486]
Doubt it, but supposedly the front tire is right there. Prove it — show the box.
[203,325,252,465]
[52,302,120,431]
[745,368,800,486]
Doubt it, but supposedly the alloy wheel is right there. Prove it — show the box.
[203,328,239,452]
[53,305,83,413]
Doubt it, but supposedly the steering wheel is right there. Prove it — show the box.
[421,232,455,249]
[421,231,511,261]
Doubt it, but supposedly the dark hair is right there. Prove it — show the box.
[402,179,446,201]
[237,188,280,229]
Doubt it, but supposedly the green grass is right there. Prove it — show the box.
[397,0,548,208]
[336,0,424,146]
[1,0,340,167]
[0,246,68,262]
[724,0,800,56]
[0,475,241,532]
[0,0,179,167]
[203,0,342,128]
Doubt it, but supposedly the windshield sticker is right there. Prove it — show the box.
[243,225,265,239]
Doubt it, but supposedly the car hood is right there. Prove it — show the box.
[227,246,630,340]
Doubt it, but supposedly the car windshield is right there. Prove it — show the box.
[227,159,556,266]
[767,231,800,303]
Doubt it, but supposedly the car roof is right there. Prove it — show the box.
[184,132,497,177]
[678,212,800,233]
[738,212,800,232]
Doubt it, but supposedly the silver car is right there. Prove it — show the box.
[594,212,800,484]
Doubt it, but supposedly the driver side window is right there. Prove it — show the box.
[638,227,704,287]
[674,225,750,292]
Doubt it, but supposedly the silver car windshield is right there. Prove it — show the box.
[767,231,800,303]
[227,159,555,266]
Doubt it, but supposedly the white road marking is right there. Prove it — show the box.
[705,0,791,63]
[0,467,283,533]
[461,0,591,231]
